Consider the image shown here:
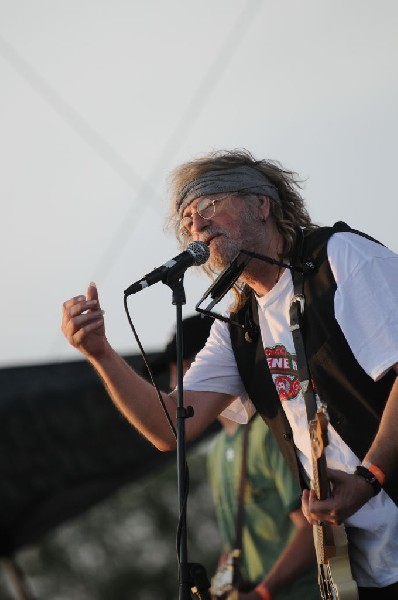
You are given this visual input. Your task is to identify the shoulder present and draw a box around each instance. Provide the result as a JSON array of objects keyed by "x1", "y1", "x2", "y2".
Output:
[
  {"x1": 303, "y1": 222, "x2": 392, "y2": 256},
  {"x1": 327, "y1": 229, "x2": 394, "y2": 257},
  {"x1": 302, "y1": 223, "x2": 397, "y2": 286},
  {"x1": 327, "y1": 230, "x2": 398, "y2": 285}
]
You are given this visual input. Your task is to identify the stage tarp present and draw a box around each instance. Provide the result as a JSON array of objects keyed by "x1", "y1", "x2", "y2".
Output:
[{"x1": 0, "y1": 356, "x2": 217, "y2": 554}]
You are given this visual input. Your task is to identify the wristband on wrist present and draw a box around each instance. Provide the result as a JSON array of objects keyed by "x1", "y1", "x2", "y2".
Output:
[
  {"x1": 254, "y1": 582, "x2": 271, "y2": 600},
  {"x1": 355, "y1": 465, "x2": 382, "y2": 495},
  {"x1": 361, "y1": 460, "x2": 386, "y2": 486}
]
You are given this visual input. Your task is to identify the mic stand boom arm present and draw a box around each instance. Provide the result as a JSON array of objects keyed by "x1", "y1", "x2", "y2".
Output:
[{"x1": 195, "y1": 252, "x2": 251, "y2": 327}]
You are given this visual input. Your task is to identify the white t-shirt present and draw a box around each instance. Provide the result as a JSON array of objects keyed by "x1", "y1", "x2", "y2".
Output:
[{"x1": 183, "y1": 232, "x2": 398, "y2": 587}]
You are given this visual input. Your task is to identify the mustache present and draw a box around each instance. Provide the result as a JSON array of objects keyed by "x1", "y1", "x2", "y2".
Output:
[{"x1": 197, "y1": 227, "x2": 228, "y2": 245}]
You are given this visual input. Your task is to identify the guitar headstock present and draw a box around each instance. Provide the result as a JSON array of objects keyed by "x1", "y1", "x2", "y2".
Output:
[{"x1": 310, "y1": 409, "x2": 329, "y2": 460}]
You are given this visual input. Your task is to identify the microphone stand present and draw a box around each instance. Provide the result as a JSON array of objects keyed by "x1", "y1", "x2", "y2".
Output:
[{"x1": 166, "y1": 273, "x2": 211, "y2": 600}]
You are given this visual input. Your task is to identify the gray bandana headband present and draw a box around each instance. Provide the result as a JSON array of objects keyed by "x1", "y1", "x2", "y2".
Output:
[{"x1": 177, "y1": 166, "x2": 280, "y2": 215}]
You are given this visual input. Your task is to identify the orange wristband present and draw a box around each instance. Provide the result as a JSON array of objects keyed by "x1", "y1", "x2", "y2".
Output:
[
  {"x1": 362, "y1": 461, "x2": 386, "y2": 486},
  {"x1": 254, "y1": 583, "x2": 271, "y2": 600}
]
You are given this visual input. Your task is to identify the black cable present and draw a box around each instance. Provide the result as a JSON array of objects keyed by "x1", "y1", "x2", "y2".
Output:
[
  {"x1": 123, "y1": 294, "x2": 177, "y2": 440},
  {"x1": 123, "y1": 295, "x2": 191, "y2": 571}
]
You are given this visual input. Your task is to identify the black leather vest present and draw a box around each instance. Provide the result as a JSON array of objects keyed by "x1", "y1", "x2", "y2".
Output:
[{"x1": 229, "y1": 223, "x2": 397, "y2": 503}]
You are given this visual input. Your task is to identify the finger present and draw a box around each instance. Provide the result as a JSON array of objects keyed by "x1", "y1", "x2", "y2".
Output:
[
  {"x1": 302, "y1": 489, "x2": 310, "y2": 502},
  {"x1": 307, "y1": 495, "x2": 340, "y2": 525},
  {"x1": 63, "y1": 295, "x2": 86, "y2": 313},
  {"x1": 68, "y1": 299, "x2": 99, "y2": 319},
  {"x1": 64, "y1": 309, "x2": 104, "y2": 343},
  {"x1": 309, "y1": 494, "x2": 334, "y2": 514},
  {"x1": 63, "y1": 286, "x2": 100, "y2": 318},
  {"x1": 304, "y1": 489, "x2": 321, "y2": 523},
  {"x1": 71, "y1": 310, "x2": 104, "y2": 329},
  {"x1": 86, "y1": 282, "x2": 105, "y2": 317},
  {"x1": 301, "y1": 489, "x2": 310, "y2": 515},
  {"x1": 87, "y1": 281, "x2": 98, "y2": 303},
  {"x1": 62, "y1": 296, "x2": 85, "y2": 332},
  {"x1": 308, "y1": 488, "x2": 320, "y2": 509},
  {"x1": 62, "y1": 300, "x2": 99, "y2": 337},
  {"x1": 71, "y1": 318, "x2": 104, "y2": 346}
]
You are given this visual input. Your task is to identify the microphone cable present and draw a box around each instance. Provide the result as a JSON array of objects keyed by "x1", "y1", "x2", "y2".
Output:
[
  {"x1": 123, "y1": 295, "x2": 192, "y2": 574},
  {"x1": 123, "y1": 294, "x2": 177, "y2": 440}
]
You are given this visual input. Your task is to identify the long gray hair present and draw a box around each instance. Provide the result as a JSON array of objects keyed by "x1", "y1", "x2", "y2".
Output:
[{"x1": 166, "y1": 148, "x2": 316, "y2": 310}]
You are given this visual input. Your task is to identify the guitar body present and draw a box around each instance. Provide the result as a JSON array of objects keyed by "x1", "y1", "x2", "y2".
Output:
[
  {"x1": 210, "y1": 550, "x2": 241, "y2": 598},
  {"x1": 310, "y1": 409, "x2": 358, "y2": 600},
  {"x1": 314, "y1": 522, "x2": 358, "y2": 599}
]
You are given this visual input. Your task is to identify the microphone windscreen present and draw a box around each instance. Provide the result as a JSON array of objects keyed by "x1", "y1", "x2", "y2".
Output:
[{"x1": 187, "y1": 241, "x2": 210, "y2": 266}]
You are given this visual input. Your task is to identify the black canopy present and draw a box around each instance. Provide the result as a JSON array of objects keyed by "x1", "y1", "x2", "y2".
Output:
[{"x1": 0, "y1": 356, "x2": 217, "y2": 555}]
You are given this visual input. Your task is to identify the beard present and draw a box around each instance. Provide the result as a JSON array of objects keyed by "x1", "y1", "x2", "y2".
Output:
[
  {"x1": 205, "y1": 209, "x2": 263, "y2": 272},
  {"x1": 207, "y1": 234, "x2": 241, "y2": 271}
]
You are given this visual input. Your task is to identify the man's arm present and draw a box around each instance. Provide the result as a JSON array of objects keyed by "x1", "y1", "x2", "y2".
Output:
[
  {"x1": 92, "y1": 344, "x2": 234, "y2": 450},
  {"x1": 364, "y1": 364, "x2": 398, "y2": 479},
  {"x1": 239, "y1": 508, "x2": 316, "y2": 600},
  {"x1": 62, "y1": 283, "x2": 233, "y2": 451},
  {"x1": 302, "y1": 363, "x2": 398, "y2": 525}
]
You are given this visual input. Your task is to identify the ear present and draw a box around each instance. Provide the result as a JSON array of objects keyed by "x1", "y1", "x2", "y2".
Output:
[{"x1": 257, "y1": 195, "x2": 270, "y2": 221}]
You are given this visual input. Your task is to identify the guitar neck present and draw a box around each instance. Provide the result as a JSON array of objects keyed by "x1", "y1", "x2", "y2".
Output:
[
  {"x1": 310, "y1": 411, "x2": 332, "y2": 563},
  {"x1": 309, "y1": 410, "x2": 358, "y2": 599},
  {"x1": 313, "y1": 453, "x2": 330, "y2": 501}
]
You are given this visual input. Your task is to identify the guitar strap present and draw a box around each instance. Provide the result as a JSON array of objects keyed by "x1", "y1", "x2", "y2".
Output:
[
  {"x1": 289, "y1": 232, "x2": 359, "y2": 600},
  {"x1": 289, "y1": 229, "x2": 318, "y2": 423}
]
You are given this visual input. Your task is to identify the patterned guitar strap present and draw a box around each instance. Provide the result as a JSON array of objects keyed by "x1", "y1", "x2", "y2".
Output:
[
  {"x1": 288, "y1": 230, "x2": 358, "y2": 600},
  {"x1": 289, "y1": 280, "x2": 317, "y2": 422}
]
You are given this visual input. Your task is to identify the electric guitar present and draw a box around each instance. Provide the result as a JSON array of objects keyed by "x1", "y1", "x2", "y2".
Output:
[
  {"x1": 210, "y1": 549, "x2": 242, "y2": 598},
  {"x1": 309, "y1": 407, "x2": 358, "y2": 600}
]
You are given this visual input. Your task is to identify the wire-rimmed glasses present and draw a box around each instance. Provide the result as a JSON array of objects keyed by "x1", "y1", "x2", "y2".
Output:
[{"x1": 179, "y1": 193, "x2": 236, "y2": 236}]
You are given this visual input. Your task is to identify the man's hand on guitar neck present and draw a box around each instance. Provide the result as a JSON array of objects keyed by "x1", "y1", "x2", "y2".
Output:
[{"x1": 301, "y1": 467, "x2": 375, "y2": 526}]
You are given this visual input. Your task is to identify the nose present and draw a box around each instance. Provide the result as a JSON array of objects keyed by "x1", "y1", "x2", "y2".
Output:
[{"x1": 191, "y1": 211, "x2": 209, "y2": 239}]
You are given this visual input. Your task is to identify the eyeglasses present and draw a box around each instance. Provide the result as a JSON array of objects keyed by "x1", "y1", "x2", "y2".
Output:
[{"x1": 179, "y1": 194, "x2": 235, "y2": 235}]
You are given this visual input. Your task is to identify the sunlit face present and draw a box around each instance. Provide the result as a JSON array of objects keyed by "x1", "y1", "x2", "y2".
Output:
[{"x1": 179, "y1": 193, "x2": 266, "y2": 271}]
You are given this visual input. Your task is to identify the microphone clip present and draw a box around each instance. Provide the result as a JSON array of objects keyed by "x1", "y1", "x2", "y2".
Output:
[{"x1": 195, "y1": 252, "x2": 251, "y2": 329}]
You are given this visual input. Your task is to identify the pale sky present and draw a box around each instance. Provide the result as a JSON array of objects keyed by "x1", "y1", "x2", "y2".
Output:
[{"x1": 1, "y1": 0, "x2": 397, "y2": 367}]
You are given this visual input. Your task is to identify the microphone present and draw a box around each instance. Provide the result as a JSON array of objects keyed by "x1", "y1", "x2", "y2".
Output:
[{"x1": 124, "y1": 241, "x2": 210, "y2": 296}]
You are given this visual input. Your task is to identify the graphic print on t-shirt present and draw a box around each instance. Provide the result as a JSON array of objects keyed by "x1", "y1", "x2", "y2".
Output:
[{"x1": 265, "y1": 344, "x2": 300, "y2": 401}]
